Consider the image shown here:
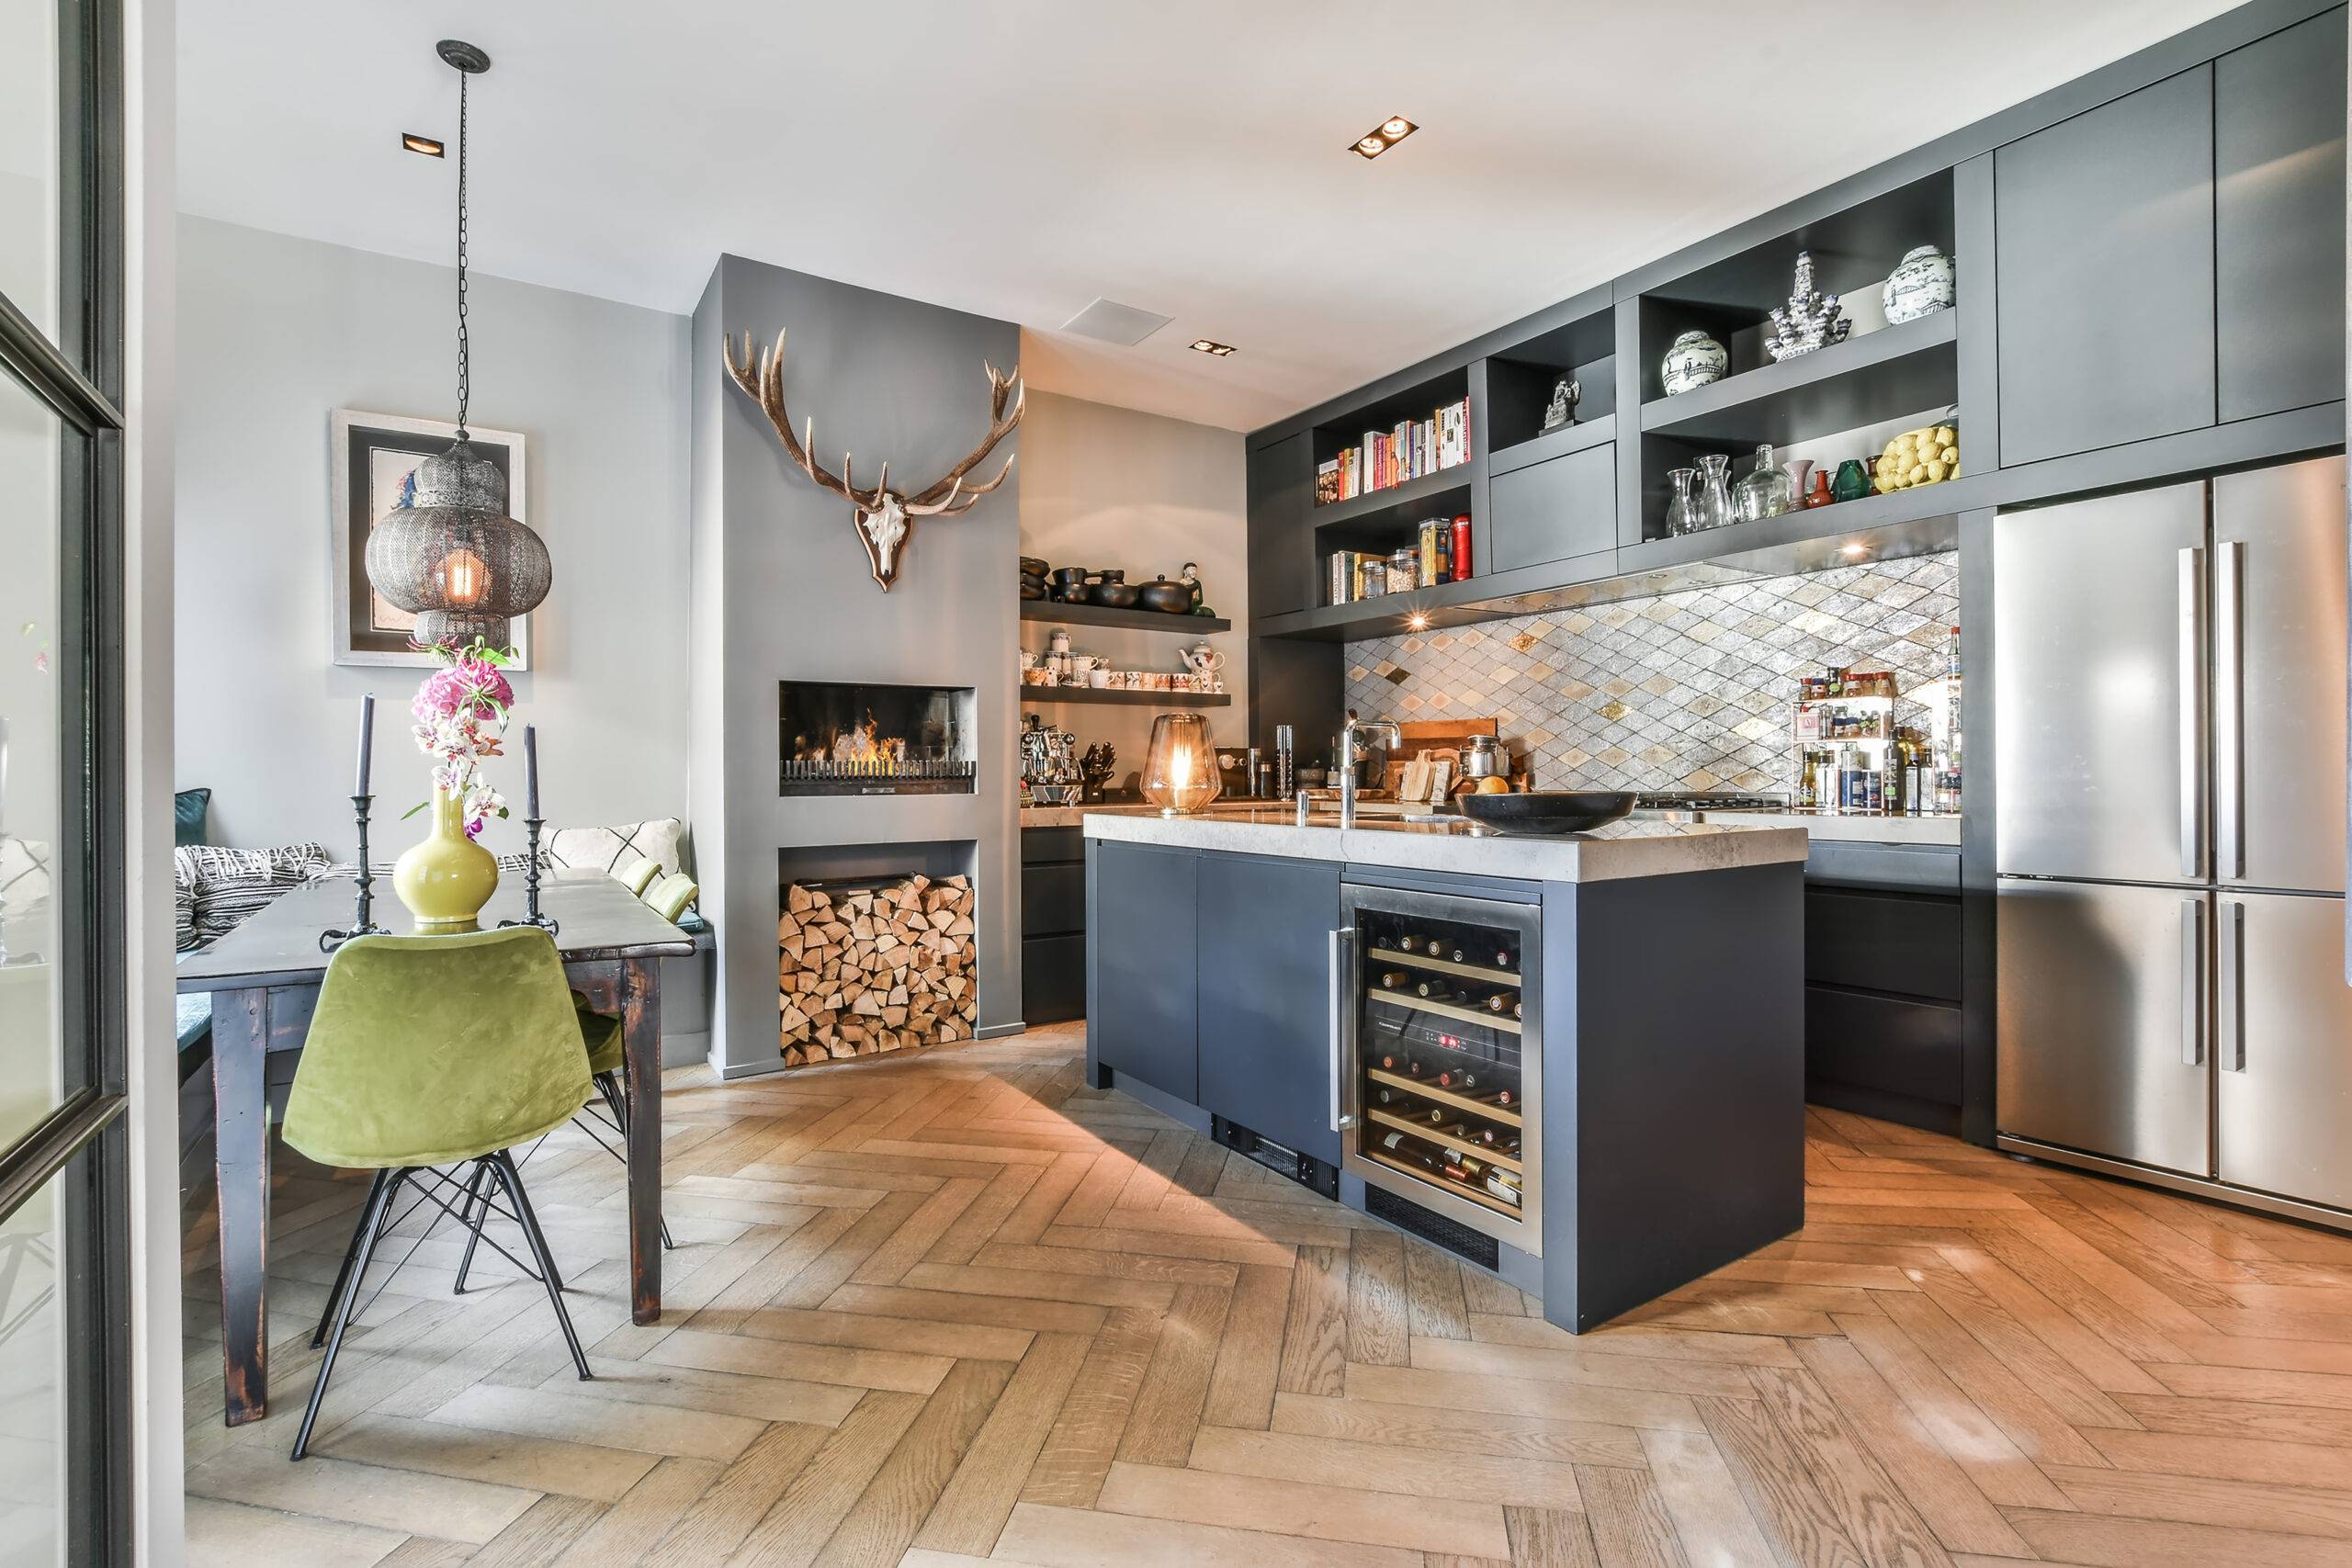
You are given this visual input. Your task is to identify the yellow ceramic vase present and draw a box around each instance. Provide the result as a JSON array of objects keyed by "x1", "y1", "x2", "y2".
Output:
[{"x1": 393, "y1": 784, "x2": 499, "y2": 931}]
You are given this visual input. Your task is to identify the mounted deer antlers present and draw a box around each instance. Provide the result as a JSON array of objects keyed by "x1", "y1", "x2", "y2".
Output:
[{"x1": 722, "y1": 327, "x2": 1023, "y2": 591}]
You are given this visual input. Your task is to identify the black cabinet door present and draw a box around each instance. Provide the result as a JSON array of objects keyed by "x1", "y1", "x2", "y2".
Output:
[
  {"x1": 1487, "y1": 443, "x2": 1616, "y2": 574},
  {"x1": 1089, "y1": 842, "x2": 1199, "y2": 1100},
  {"x1": 1196, "y1": 852, "x2": 1341, "y2": 1164},
  {"x1": 1247, "y1": 433, "x2": 1315, "y2": 616},
  {"x1": 2216, "y1": 9, "x2": 2347, "y2": 423},
  {"x1": 1996, "y1": 66, "x2": 2216, "y2": 466}
]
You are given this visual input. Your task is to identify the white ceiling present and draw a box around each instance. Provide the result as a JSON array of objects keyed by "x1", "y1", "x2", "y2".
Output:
[{"x1": 180, "y1": 0, "x2": 2240, "y2": 433}]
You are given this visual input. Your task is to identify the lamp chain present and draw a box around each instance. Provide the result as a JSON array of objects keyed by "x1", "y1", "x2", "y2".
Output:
[{"x1": 455, "y1": 64, "x2": 470, "y2": 440}]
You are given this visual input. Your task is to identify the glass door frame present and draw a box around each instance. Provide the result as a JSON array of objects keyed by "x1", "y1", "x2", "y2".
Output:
[
  {"x1": 1338, "y1": 880, "x2": 1545, "y2": 1253},
  {"x1": 0, "y1": 0, "x2": 134, "y2": 1560}
]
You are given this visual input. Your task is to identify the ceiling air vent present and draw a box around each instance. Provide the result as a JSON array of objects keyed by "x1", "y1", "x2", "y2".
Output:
[{"x1": 1058, "y1": 297, "x2": 1173, "y2": 346}]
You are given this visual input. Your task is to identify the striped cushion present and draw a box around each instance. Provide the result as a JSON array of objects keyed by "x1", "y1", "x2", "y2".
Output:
[{"x1": 174, "y1": 842, "x2": 332, "y2": 947}]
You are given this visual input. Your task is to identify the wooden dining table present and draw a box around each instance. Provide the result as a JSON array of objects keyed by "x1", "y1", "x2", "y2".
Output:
[{"x1": 176, "y1": 869, "x2": 695, "y2": 1427}]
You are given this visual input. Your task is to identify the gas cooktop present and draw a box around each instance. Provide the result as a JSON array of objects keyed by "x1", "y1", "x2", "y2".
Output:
[{"x1": 1633, "y1": 792, "x2": 1789, "y2": 812}]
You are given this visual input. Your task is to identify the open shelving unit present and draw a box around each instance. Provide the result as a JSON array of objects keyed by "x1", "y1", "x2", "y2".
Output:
[
  {"x1": 1019, "y1": 686, "x2": 1229, "y2": 709},
  {"x1": 1019, "y1": 601, "x2": 1231, "y2": 635}
]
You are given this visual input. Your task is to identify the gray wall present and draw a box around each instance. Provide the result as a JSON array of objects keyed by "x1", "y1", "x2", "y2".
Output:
[
  {"x1": 693, "y1": 254, "x2": 1021, "y2": 1076},
  {"x1": 1017, "y1": 389, "x2": 1249, "y2": 785},
  {"x1": 173, "y1": 216, "x2": 693, "y2": 862}
]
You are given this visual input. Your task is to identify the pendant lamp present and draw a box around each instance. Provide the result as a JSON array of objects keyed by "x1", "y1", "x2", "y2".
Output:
[{"x1": 365, "y1": 39, "x2": 550, "y2": 650}]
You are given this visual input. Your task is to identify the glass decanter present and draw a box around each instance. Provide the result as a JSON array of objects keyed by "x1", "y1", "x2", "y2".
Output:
[
  {"x1": 1663, "y1": 468, "x2": 1699, "y2": 536},
  {"x1": 1696, "y1": 452, "x2": 1735, "y2": 530},
  {"x1": 1733, "y1": 444, "x2": 1792, "y2": 522}
]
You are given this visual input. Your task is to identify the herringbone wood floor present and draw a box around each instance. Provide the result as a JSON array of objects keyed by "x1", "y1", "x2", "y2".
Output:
[{"x1": 181, "y1": 1021, "x2": 2352, "y2": 1567}]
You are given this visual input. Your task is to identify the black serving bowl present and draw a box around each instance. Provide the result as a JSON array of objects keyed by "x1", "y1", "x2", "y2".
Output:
[
  {"x1": 1092, "y1": 581, "x2": 1140, "y2": 609},
  {"x1": 1059, "y1": 583, "x2": 1094, "y2": 605},
  {"x1": 1456, "y1": 790, "x2": 1637, "y2": 835},
  {"x1": 1019, "y1": 556, "x2": 1048, "y2": 577}
]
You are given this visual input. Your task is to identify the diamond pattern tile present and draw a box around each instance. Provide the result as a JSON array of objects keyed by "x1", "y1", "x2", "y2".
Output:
[{"x1": 1344, "y1": 552, "x2": 1959, "y2": 793}]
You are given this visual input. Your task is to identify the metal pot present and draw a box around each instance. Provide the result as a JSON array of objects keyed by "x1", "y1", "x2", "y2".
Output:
[
  {"x1": 1138, "y1": 575, "x2": 1192, "y2": 614},
  {"x1": 1463, "y1": 735, "x2": 1506, "y2": 779},
  {"x1": 1092, "y1": 581, "x2": 1140, "y2": 609}
]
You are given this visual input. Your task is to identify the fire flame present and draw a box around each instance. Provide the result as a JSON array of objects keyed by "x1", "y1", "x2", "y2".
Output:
[{"x1": 820, "y1": 711, "x2": 905, "y2": 768}]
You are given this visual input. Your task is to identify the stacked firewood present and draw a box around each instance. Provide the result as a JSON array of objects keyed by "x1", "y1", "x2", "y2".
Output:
[{"x1": 776, "y1": 874, "x2": 977, "y2": 1066}]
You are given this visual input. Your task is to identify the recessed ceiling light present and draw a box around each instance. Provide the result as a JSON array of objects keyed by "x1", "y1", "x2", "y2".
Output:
[
  {"x1": 1351, "y1": 116, "x2": 1418, "y2": 158},
  {"x1": 401, "y1": 132, "x2": 445, "y2": 157},
  {"x1": 1190, "y1": 339, "x2": 1236, "y2": 357}
]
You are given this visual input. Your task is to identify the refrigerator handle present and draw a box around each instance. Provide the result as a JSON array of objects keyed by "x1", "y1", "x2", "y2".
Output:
[
  {"x1": 2213, "y1": 539, "x2": 2243, "y2": 881},
  {"x1": 2219, "y1": 899, "x2": 2245, "y2": 1073},
  {"x1": 2178, "y1": 547, "x2": 2206, "y2": 881},
  {"x1": 1329, "y1": 925, "x2": 1355, "y2": 1132},
  {"x1": 2180, "y1": 898, "x2": 2205, "y2": 1067}
]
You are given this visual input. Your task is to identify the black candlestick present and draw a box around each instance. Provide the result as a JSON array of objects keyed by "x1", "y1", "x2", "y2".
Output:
[
  {"x1": 495, "y1": 816, "x2": 558, "y2": 935},
  {"x1": 320, "y1": 794, "x2": 390, "y2": 951}
]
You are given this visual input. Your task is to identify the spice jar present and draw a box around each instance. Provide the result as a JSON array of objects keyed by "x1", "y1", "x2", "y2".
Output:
[{"x1": 1386, "y1": 547, "x2": 1419, "y2": 593}]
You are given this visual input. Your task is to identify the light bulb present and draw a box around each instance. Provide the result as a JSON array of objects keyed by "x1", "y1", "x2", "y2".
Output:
[
  {"x1": 441, "y1": 547, "x2": 488, "y2": 607},
  {"x1": 1383, "y1": 118, "x2": 1411, "y2": 137}
]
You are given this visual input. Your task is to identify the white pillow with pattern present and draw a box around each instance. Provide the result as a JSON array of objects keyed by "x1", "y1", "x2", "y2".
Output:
[{"x1": 542, "y1": 818, "x2": 684, "y2": 879}]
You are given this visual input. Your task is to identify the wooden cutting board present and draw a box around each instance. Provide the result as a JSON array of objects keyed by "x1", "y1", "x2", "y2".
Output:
[{"x1": 1381, "y1": 717, "x2": 1501, "y2": 799}]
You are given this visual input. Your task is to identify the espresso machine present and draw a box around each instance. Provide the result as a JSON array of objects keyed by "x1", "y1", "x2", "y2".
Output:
[{"x1": 1020, "y1": 713, "x2": 1082, "y2": 806}]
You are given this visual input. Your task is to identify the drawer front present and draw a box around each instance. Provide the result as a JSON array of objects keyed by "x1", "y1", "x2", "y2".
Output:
[
  {"x1": 1488, "y1": 443, "x2": 1615, "y2": 574},
  {"x1": 1023, "y1": 826, "x2": 1084, "y2": 864},
  {"x1": 1804, "y1": 887, "x2": 1962, "y2": 1002},
  {"x1": 1023, "y1": 863, "x2": 1085, "y2": 937},
  {"x1": 1023, "y1": 933, "x2": 1087, "y2": 1025},
  {"x1": 1805, "y1": 987, "x2": 1963, "y2": 1108},
  {"x1": 1804, "y1": 841, "x2": 1960, "y2": 894}
]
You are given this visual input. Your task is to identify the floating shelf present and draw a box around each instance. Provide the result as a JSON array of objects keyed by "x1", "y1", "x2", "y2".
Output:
[
  {"x1": 1018, "y1": 687, "x2": 1230, "y2": 709},
  {"x1": 1020, "y1": 601, "x2": 1231, "y2": 634},
  {"x1": 1487, "y1": 412, "x2": 1616, "y2": 477},
  {"x1": 1639, "y1": 310, "x2": 1959, "y2": 446},
  {"x1": 1311, "y1": 467, "x2": 1474, "y2": 531},
  {"x1": 1618, "y1": 475, "x2": 1973, "y2": 576}
]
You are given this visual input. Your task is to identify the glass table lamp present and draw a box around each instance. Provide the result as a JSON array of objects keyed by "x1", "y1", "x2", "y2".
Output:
[{"x1": 1142, "y1": 712, "x2": 1223, "y2": 815}]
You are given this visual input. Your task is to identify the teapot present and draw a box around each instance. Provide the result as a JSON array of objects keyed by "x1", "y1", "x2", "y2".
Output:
[{"x1": 1180, "y1": 642, "x2": 1226, "y2": 684}]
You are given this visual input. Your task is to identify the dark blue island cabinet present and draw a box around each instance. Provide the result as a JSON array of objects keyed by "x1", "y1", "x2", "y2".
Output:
[{"x1": 1085, "y1": 828, "x2": 1806, "y2": 1336}]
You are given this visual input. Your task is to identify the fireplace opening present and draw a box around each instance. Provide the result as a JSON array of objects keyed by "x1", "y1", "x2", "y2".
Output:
[{"x1": 779, "y1": 680, "x2": 977, "y2": 795}]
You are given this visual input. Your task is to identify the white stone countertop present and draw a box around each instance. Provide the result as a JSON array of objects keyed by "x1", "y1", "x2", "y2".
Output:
[{"x1": 1080, "y1": 806, "x2": 1808, "y2": 885}]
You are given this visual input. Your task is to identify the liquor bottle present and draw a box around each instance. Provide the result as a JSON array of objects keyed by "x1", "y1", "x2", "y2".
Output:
[
  {"x1": 1486, "y1": 989, "x2": 1519, "y2": 1015},
  {"x1": 1414, "y1": 977, "x2": 1448, "y2": 998},
  {"x1": 1378, "y1": 970, "x2": 1409, "y2": 990},
  {"x1": 1422, "y1": 1106, "x2": 1449, "y2": 1126},
  {"x1": 1513, "y1": 998, "x2": 1523, "y2": 1021},
  {"x1": 1377, "y1": 1050, "x2": 1416, "y2": 1077},
  {"x1": 1494, "y1": 945, "x2": 1516, "y2": 972},
  {"x1": 1434, "y1": 1067, "x2": 1478, "y2": 1091},
  {"x1": 1392, "y1": 932, "x2": 1422, "y2": 955},
  {"x1": 1371, "y1": 1085, "x2": 1412, "y2": 1109}
]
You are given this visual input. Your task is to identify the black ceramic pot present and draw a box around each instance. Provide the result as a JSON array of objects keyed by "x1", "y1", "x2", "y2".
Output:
[
  {"x1": 1051, "y1": 566, "x2": 1091, "y2": 589},
  {"x1": 1019, "y1": 556, "x2": 1047, "y2": 577},
  {"x1": 1138, "y1": 576, "x2": 1191, "y2": 614},
  {"x1": 1093, "y1": 582, "x2": 1140, "y2": 609}
]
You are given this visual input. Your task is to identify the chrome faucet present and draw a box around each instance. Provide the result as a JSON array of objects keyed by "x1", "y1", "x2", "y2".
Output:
[{"x1": 1339, "y1": 711, "x2": 1401, "y2": 827}]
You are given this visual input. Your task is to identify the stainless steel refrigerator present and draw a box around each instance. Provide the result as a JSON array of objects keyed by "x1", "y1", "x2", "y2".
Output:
[{"x1": 1996, "y1": 456, "x2": 2352, "y2": 1222}]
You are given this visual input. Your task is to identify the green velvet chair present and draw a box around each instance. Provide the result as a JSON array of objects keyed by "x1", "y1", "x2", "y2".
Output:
[
  {"x1": 283, "y1": 926, "x2": 594, "y2": 1461},
  {"x1": 642, "y1": 872, "x2": 698, "y2": 925}
]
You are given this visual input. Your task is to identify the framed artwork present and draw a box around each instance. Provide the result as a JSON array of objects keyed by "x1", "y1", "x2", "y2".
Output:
[{"x1": 329, "y1": 410, "x2": 533, "y2": 668}]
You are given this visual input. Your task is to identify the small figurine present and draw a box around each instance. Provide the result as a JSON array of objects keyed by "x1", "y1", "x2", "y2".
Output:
[
  {"x1": 1766, "y1": 251, "x2": 1850, "y2": 361},
  {"x1": 1540, "y1": 377, "x2": 1580, "y2": 433},
  {"x1": 1179, "y1": 560, "x2": 1215, "y2": 617}
]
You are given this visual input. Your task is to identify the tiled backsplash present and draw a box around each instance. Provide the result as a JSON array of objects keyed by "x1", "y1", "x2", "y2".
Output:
[{"x1": 1342, "y1": 552, "x2": 1959, "y2": 795}]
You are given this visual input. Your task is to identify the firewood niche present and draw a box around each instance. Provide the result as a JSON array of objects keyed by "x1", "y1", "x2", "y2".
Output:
[{"x1": 776, "y1": 874, "x2": 977, "y2": 1066}]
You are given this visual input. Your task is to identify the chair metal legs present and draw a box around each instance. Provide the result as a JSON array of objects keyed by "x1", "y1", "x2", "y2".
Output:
[
  {"x1": 451, "y1": 1160, "x2": 496, "y2": 1295},
  {"x1": 311, "y1": 1168, "x2": 392, "y2": 1348},
  {"x1": 488, "y1": 1149, "x2": 592, "y2": 1381},
  {"x1": 593, "y1": 1070, "x2": 673, "y2": 1250},
  {"x1": 292, "y1": 1168, "x2": 406, "y2": 1461}
]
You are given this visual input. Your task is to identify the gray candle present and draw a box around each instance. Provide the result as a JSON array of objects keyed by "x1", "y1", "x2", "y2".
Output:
[
  {"x1": 356, "y1": 693, "x2": 374, "y2": 796},
  {"x1": 525, "y1": 723, "x2": 539, "y2": 819}
]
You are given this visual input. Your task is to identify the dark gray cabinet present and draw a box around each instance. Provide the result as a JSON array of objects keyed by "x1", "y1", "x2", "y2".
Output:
[
  {"x1": 1246, "y1": 433, "x2": 1315, "y2": 616},
  {"x1": 2216, "y1": 9, "x2": 2347, "y2": 423},
  {"x1": 1088, "y1": 841, "x2": 1198, "y2": 1100},
  {"x1": 1996, "y1": 66, "x2": 2216, "y2": 467},
  {"x1": 1487, "y1": 443, "x2": 1615, "y2": 574},
  {"x1": 1022, "y1": 827, "x2": 1086, "y2": 1025},
  {"x1": 1196, "y1": 852, "x2": 1340, "y2": 1164}
]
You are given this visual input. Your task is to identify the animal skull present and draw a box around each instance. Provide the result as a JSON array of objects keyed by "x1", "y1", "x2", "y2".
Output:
[{"x1": 857, "y1": 494, "x2": 910, "y2": 583}]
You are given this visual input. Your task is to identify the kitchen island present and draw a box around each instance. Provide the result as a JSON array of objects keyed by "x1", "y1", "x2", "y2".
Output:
[{"x1": 1081, "y1": 807, "x2": 1809, "y2": 1332}]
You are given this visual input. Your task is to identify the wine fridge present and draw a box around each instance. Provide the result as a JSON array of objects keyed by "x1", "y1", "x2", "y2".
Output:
[{"x1": 1336, "y1": 882, "x2": 1543, "y2": 1253}]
